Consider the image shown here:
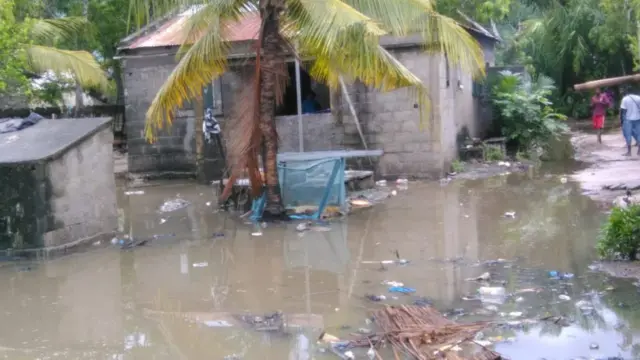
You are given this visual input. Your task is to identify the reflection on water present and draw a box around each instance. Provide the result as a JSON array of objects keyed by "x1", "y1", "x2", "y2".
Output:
[{"x1": 0, "y1": 172, "x2": 639, "y2": 359}]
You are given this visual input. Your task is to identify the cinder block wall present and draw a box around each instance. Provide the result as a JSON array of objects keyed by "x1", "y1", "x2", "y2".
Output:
[{"x1": 122, "y1": 52, "x2": 198, "y2": 176}]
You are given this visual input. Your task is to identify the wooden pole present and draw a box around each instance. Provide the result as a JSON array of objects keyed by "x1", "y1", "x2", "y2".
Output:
[{"x1": 574, "y1": 74, "x2": 640, "y2": 91}]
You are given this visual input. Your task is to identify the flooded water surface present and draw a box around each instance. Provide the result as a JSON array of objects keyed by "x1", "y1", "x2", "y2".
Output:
[{"x1": 1, "y1": 171, "x2": 639, "y2": 360}]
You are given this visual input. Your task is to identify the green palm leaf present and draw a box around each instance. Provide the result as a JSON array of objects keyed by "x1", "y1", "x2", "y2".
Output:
[
  {"x1": 144, "y1": 8, "x2": 236, "y2": 141},
  {"x1": 25, "y1": 45, "x2": 109, "y2": 92},
  {"x1": 30, "y1": 17, "x2": 90, "y2": 44}
]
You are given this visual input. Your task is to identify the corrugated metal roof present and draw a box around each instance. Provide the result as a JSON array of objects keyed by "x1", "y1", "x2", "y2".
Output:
[{"x1": 125, "y1": 10, "x2": 260, "y2": 50}]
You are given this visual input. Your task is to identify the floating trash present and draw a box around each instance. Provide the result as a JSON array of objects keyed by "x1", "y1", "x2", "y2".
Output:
[
  {"x1": 366, "y1": 294, "x2": 387, "y2": 302},
  {"x1": 559, "y1": 294, "x2": 571, "y2": 301},
  {"x1": 389, "y1": 286, "x2": 416, "y2": 294},
  {"x1": 193, "y1": 262, "x2": 208, "y2": 268},
  {"x1": 159, "y1": 198, "x2": 191, "y2": 213},
  {"x1": 124, "y1": 190, "x2": 145, "y2": 195},
  {"x1": 504, "y1": 211, "x2": 516, "y2": 218}
]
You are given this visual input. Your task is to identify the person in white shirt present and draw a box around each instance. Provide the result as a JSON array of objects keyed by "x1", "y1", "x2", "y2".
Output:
[{"x1": 619, "y1": 87, "x2": 640, "y2": 156}]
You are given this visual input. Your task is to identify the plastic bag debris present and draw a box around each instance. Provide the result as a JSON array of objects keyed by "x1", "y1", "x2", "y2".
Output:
[
  {"x1": 478, "y1": 287, "x2": 507, "y2": 305},
  {"x1": 159, "y1": 198, "x2": 191, "y2": 213},
  {"x1": 549, "y1": 271, "x2": 574, "y2": 280},
  {"x1": 376, "y1": 180, "x2": 387, "y2": 186},
  {"x1": 318, "y1": 332, "x2": 340, "y2": 343},
  {"x1": 251, "y1": 232, "x2": 263, "y2": 237},
  {"x1": 383, "y1": 281, "x2": 404, "y2": 287},
  {"x1": 204, "y1": 320, "x2": 233, "y2": 327},
  {"x1": 193, "y1": 262, "x2": 208, "y2": 268},
  {"x1": 504, "y1": 211, "x2": 516, "y2": 218},
  {"x1": 366, "y1": 294, "x2": 387, "y2": 302},
  {"x1": 467, "y1": 272, "x2": 491, "y2": 282},
  {"x1": 124, "y1": 190, "x2": 144, "y2": 195},
  {"x1": 508, "y1": 312, "x2": 523, "y2": 318},
  {"x1": 389, "y1": 286, "x2": 416, "y2": 294},
  {"x1": 349, "y1": 198, "x2": 372, "y2": 207},
  {"x1": 396, "y1": 178, "x2": 409, "y2": 184},
  {"x1": 559, "y1": 294, "x2": 571, "y2": 301}
]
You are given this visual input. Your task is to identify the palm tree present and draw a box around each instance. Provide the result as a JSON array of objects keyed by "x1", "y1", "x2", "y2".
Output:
[
  {"x1": 130, "y1": 0, "x2": 485, "y2": 219},
  {"x1": 2, "y1": 0, "x2": 109, "y2": 101}
]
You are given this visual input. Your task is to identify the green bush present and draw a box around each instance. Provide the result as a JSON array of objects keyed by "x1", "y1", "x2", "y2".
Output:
[
  {"x1": 484, "y1": 145, "x2": 505, "y2": 161},
  {"x1": 490, "y1": 71, "x2": 568, "y2": 153},
  {"x1": 451, "y1": 159, "x2": 465, "y2": 173},
  {"x1": 598, "y1": 205, "x2": 640, "y2": 260}
]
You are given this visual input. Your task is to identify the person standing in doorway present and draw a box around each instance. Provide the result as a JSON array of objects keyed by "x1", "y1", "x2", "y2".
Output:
[
  {"x1": 591, "y1": 88, "x2": 611, "y2": 143},
  {"x1": 619, "y1": 87, "x2": 640, "y2": 156}
]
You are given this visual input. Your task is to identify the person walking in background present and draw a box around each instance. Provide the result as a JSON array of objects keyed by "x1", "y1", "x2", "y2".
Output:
[
  {"x1": 591, "y1": 88, "x2": 611, "y2": 143},
  {"x1": 619, "y1": 87, "x2": 640, "y2": 156}
]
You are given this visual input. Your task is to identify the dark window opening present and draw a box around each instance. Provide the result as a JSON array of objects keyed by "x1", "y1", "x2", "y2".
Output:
[{"x1": 276, "y1": 61, "x2": 330, "y2": 116}]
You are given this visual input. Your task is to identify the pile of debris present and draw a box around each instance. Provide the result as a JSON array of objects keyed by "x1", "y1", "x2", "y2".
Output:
[{"x1": 346, "y1": 305, "x2": 503, "y2": 360}]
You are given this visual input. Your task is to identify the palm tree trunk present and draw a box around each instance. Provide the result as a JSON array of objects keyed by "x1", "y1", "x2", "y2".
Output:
[{"x1": 258, "y1": 2, "x2": 287, "y2": 219}]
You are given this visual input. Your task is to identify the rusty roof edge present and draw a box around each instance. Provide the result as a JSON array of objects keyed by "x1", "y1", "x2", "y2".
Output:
[
  {"x1": 117, "y1": 9, "x2": 183, "y2": 52},
  {"x1": 456, "y1": 10, "x2": 500, "y2": 42}
]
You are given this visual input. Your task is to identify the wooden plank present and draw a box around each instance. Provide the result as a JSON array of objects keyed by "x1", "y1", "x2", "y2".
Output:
[{"x1": 574, "y1": 74, "x2": 640, "y2": 91}]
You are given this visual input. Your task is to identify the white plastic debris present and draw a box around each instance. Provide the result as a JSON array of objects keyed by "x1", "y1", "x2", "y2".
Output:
[
  {"x1": 478, "y1": 287, "x2": 507, "y2": 305},
  {"x1": 396, "y1": 178, "x2": 409, "y2": 184},
  {"x1": 391, "y1": 190, "x2": 398, "y2": 196},
  {"x1": 160, "y1": 218, "x2": 167, "y2": 224},
  {"x1": 251, "y1": 232, "x2": 263, "y2": 237},
  {"x1": 508, "y1": 312, "x2": 523, "y2": 318},
  {"x1": 367, "y1": 347, "x2": 376, "y2": 360},
  {"x1": 560, "y1": 176, "x2": 568, "y2": 184},
  {"x1": 344, "y1": 351, "x2": 355, "y2": 360},
  {"x1": 193, "y1": 262, "x2": 208, "y2": 268},
  {"x1": 559, "y1": 294, "x2": 571, "y2": 301},
  {"x1": 206, "y1": 201, "x2": 212, "y2": 206},
  {"x1": 124, "y1": 190, "x2": 145, "y2": 195},
  {"x1": 159, "y1": 198, "x2": 191, "y2": 213},
  {"x1": 296, "y1": 222, "x2": 310, "y2": 232},
  {"x1": 376, "y1": 180, "x2": 387, "y2": 186},
  {"x1": 504, "y1": 211, "x2": 516, "y2": 218},
  {"x1": 383, "y1": 281, "x2": 404, "y2": 287}
]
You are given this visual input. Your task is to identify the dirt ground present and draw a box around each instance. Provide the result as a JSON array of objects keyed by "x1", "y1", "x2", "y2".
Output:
[{"x1": 571, "y1": 125, "x2": 640, "y2": 205}]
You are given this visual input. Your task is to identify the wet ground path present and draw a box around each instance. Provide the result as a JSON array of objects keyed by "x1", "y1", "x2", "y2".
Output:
[{"x1": 0, "y1": 166, "x2": 639, "y2": 359}]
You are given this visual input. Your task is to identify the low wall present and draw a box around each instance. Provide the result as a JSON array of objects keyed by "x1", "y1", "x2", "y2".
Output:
[{"x1": 0, "y1": 119, "x2": 117, "y2": 254}]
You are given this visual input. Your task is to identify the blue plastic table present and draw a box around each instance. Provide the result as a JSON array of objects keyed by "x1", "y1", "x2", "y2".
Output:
[{"x1": 251, "y1": 150, "x2": 383, "y2": 220}]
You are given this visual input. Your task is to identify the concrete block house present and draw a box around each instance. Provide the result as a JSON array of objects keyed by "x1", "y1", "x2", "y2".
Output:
[{"x1": 117, "y1": 10, "x2": 499, "y2": 181}]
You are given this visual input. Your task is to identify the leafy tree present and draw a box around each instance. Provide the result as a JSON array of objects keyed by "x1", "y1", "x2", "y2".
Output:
[
  {"x1": 490, "y1": 71, "x2": 567, "y2": 153},
  {"x1": 0, "y1": 0, "x2": 30, "y2": 95},
  {"x1": 129, "y1": 0, "x2": 486, "y2": 218}
]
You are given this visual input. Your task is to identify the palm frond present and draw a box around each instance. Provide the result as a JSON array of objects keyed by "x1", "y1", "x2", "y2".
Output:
[
  {"x1": 25, "y1": 45, "x2": 109, "y2": 91},
  {"x1": 30, "y1": 17, "x2": 90, "y2": 44},
  {"x1": 342, "y1": 0, "x2": 484, "y2": 78},
  {"x1": 177, "y1": 0, "x2": 248, "y2": 57},
  {"x1": 284, "y1": 0, "x2": 432, "y2": 124},
  {"x1": 144, "y1": 19, "x2": 230, "y2": 141}
]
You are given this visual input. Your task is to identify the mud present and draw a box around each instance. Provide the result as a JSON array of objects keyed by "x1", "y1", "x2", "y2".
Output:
[{"x1": 571, "y1": 129, "x2": 640, "y2": 204}]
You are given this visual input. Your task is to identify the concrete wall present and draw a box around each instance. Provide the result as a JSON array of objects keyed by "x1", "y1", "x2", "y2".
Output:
[
  {"x1": 275, "y1": 113, "x2": 344, "y2": 152},
  {"x1": 0, "y1": 126, "x2": 117, "y2": 251},
  {"x1": 44, "y1": 126, "x2": 118, "y2": 248}
]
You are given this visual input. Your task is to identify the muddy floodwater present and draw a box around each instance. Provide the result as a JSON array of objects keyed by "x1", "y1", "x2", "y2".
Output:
[{"x1": 2, "y1": 167, "x2": 640, "y2": 360}]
